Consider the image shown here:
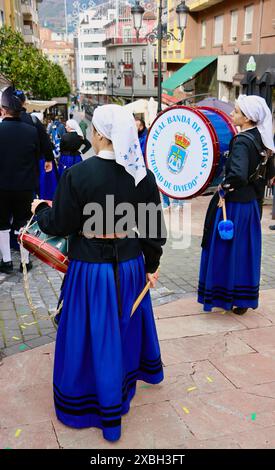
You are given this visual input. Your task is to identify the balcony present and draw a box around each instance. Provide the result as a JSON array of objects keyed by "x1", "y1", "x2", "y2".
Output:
[
  {"x1": 21, "y1": 1, "x2": 39, "y2": 23},
  {"x1": 102, "y1": 37, "x2": 147, "y2": 47},
  {"x1": 186, "y1": 0, "x2": 224, "y2": 11}
]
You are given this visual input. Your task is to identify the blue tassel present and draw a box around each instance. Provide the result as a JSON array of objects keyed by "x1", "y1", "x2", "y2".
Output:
[
  {"x1": 218, "y1": 198, "x2": 234, "y2": 240},
  {"x1": 218, "y1": 220, "x2": 234, "y2": 240}
]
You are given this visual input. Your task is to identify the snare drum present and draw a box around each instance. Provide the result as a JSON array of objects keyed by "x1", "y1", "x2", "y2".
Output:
[
  {"x1": 19, "y1": 220, "x2": 69, "y2": 274},
  {"x1": 145, "y1": 105, "x2": 236, "y2": 199}
]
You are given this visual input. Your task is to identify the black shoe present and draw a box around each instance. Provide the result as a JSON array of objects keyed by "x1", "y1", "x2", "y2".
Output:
[
  {"x1": 0, "y1": 260, "x2": 13, "y2": 274},
  {"x1": 19, "y1": 261, "x2": 33, "y2": 273},
  {"x1": 232, "y1": 307, "x2": 248, "y2": 315},
  {"x1": 269, "y1": 225, "x2": 275, "y2": 230}
]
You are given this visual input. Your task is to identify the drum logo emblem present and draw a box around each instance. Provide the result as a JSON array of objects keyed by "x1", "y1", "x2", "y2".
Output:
[{"x1": 167, "y1": 133, "x2": 191, "y2": 175}]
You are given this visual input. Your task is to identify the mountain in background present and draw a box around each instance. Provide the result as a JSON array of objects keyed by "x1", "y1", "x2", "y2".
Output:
[{"x1": 38, "y1": 0, "x2": 101, "y2": 33}]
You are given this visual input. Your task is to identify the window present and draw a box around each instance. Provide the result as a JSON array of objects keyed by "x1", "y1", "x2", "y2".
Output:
[
  {"x1": 142, "y1": 74, "x2": 146, "y2": 86},
  {"x1": 0, "y1": 10, "x2": 4, "y2": 27},
  {"x1": 154, "y1": 75, "x2": 163, "y2": 87},
  {"x1": 124, "y1": 75, "x2": 133, "y2": 87},
  {"x1": 124, "y1": 50, "x2": 132, "y2": 64},
  {"x1": 230, "y1": 10, "x2": 238, "y2": 43},
  {"x1": 244, "y1": 5, "x2": 254, "y2": 41},
  {"x1": 142, "y1": 49, "x2": 146, "y2": 61},
  {"x1": 123, "y1": 27, "x2": 132, "y2": 43},
  {"x1": 201, "y1": 20, "x2": 206, "y2": 47},
  {"x1": 214, "y1": 15, "x2": 224, "y2": 45}
]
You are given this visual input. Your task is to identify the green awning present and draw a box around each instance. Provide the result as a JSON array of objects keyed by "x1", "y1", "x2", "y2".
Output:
[{"x1": 162, "y1": 56, "x2": 217, "y2": 92}]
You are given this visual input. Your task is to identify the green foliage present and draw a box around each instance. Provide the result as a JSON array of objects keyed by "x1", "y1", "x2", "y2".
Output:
[{"x1": 0, "y1": 26, "x2": 70, "y2": 99}]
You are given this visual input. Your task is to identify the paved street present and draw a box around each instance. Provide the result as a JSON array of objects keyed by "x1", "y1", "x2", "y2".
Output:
[
  {"x1": 1, "y1": 196, "x2": 275, "y2": 358},
  {"x1": 1, "y1": 187, "x2": 275, "y2": 449}
]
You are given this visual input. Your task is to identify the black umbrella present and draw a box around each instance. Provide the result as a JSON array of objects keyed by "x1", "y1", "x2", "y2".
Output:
[
  {"x1": 257, "y1": 68, "x2": 275, "y2": 111},
  {"x1": 241, "y1": 71, "x2": 258, "y2": 95}
]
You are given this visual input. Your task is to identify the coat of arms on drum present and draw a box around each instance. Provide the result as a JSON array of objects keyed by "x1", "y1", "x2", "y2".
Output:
[{"x1": 167, "y1": 133, "x2": 191, "y2": 175}]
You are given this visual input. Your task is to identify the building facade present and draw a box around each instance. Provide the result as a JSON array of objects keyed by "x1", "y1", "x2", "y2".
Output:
[
  {"x1": 185, "y1": 0, "x2": 275, "y2": 101},
  {"x1": 103, "y1": 5, "x2": 158, "y2": 103},
  {"x1": 77, "y1": 6, "x2": 114, "y2": 101},
  {"x1": 21, "y1": 0, "x2": 42, "y2": 47},
  {"x1": 2, "y1": 0, "x2": 23, "y2": 32},
  {"x1": 40, "y1": 27, "x2": 76, "y2": 92}
]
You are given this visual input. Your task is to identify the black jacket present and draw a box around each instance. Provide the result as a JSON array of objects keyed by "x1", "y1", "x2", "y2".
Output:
[
  {"x1": 36, "y1": 156, "x2": 166, "y2": 273},
  {"x1": 222, "y1": 127, "x2": 266, "y2": 202},
  {"x1": 0, "y1": 117, "x2": 40, "y2": 191},
  {"x1": 60, "y1": 131, "x2": 92, "y2": 156},
  {"x1": 20, "y1": 109, "x2": 54, "y2": 162}
]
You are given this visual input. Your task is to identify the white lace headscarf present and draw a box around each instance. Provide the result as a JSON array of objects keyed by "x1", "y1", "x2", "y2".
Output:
[
  {"x1": 92, "y1": 104, "x2": 146, "y2": 186},
  {"x1": 237, "y1": 95, "x2": 275, "y2": 152}
]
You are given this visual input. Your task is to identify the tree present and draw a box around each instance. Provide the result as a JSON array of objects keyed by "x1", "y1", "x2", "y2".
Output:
[{"x1": 0, "y1": 27, "x2": 70, "y2": 99}]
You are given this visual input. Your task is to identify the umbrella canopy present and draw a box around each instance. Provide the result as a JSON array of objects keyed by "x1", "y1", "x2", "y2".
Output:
[
  {"x1": 25, "y1": 100, "x2": 57, "y2": 113},
  {"x1": 196, "y1": 97, "x2": 234, "y2": 116}
]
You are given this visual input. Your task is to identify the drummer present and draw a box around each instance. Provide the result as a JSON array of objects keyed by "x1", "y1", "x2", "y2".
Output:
[
  {"x1": 198, "y1": 95, "x2": 275, "y2": 315},
  {"x1": 0, "y1": 87, "x2": 40, "y2": 273},
  {"x1": 31, "y1": 104, "x2": 166, "y2": 442},
  {"x1": 58, "y1": 119, "x2": 91, "y2": 176}
]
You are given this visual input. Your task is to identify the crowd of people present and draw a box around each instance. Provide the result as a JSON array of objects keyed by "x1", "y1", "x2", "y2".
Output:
[
  {"x1": 1, "y1": 86, "x2": 275, "y2": 442},
  {"x1": 0, "y1": 86, "x2": 92, "y2": 274}
]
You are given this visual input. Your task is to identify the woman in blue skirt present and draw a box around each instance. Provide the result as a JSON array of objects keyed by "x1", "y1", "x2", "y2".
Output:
[
  {"x1": 198, "y1": 95, "x2": 275, "y2": 315},
  {"x1": 58, "y1": 119, "x2": 91, "y2": 176},
  {"x1": 31, "y1": 105, "x2": 166, "y2": 442}
]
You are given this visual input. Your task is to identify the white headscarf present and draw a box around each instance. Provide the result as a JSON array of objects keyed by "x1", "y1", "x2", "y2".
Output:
[
  {"x1": 66, "y1": 119, "x2": 84, "y2": 138},
  {"x1": 236, "y1": 95, "x2": 275, "y2": 152},
  {"x1": 92, "y1": 104, "x2": 146, "y2": 186}
]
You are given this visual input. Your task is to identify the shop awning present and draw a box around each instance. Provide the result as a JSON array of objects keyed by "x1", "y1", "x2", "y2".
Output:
[
  {"x1": 162, "y1": 56, "x2": 217, "y2": 93},
  {"x1": 161, "y1": 93, "x2": 183, "y2": 105}
]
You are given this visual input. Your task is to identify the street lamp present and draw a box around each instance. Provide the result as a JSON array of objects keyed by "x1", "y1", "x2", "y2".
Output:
[
  {"x1": 131, "y1": 0, "x2": 145, "y2": 40},
  {"x1": 131, "y1": 0, "x2": 189, "y2": 113},
  {"x1": 140, "y1": 59, "x2": 146, "y2": 76}
]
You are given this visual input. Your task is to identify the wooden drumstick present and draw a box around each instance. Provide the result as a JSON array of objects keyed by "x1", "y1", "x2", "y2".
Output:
[{"x1": 131, "y1": 268, "x2": 160, "y2": 317}]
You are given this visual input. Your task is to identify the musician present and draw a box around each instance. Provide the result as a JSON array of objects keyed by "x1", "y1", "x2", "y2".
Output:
[
  {"x1": 0, "y1": 87, "x2": 40, "y2": 273},
  {"x1": 31, "y1": 104, "x2": 166, "y2": 442},
  {"x1": 58, "y1": 119, "x2": 92, "y2": 176},
  {"x1": 198, "y1": 95, "x2": 275, "y2": 315}
]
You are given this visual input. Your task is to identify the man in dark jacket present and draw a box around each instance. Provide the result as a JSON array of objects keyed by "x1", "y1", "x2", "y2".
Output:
[
  {"x1": 0, "y1": 87, "x2": 40, "y2": 273},
  {"x1": 14, "y1": 90, "x2": 54, "y2": 173}
]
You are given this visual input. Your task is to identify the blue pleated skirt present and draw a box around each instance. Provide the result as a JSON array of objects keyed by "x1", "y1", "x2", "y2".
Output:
[
  {"x1": 53, "y1": 255, "x2": 164, "y2": 442},
  {"x1": 39, "y1": 159, "x2": 59, "y2": 200},
  {"x1": 198, "y1": 200, "x2": 261, "y2": 312},
  {"x1": 58, "y1": 154, "x2": 82, "y2": 177}
]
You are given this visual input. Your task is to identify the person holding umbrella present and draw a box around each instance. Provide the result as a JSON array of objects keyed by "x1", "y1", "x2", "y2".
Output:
[{"x1": 198, "y1": 95, "x2": 275, "y2": 315}]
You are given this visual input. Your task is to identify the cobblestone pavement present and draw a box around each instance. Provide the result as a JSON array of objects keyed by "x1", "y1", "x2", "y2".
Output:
[{"x1": 1, "y1": 197, "x2": 275, "y2": 358}]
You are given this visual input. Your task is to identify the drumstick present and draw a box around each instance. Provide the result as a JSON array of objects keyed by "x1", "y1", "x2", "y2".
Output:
[{"x1": 130, "y1": 268, "x2": 160, "y2": 317}]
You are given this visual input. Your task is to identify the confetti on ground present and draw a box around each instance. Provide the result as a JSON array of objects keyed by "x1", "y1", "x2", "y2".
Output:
[
  {"x1": 15, "y1": 429, "x2": 22, "y2": 438},
  {"x1": 20, "y1": 325, "x2": 26, "y2": 330},
  {"x1": 206, "y1": 376, "x2": 213, "y2": 383},
  {"x1": 12, "y1": 337, "x2": 20, "y2": 341},
  {"x1": 187, "y1": 386, "x2": 197, "y2": 392},
  {"x1": 182, "y1": 407, "x2": 190, "y2": 414},
  {"x1": 251, "y1": 413, "x2": 257, "y2": 421},
  {"x1": 140, "y1": 385, "x2": 152, "y2": 389},
  {"x1": 24, "y1": 322, "x2": 37, "y2": 326},
  {"x1": 20, "y1": 315, "x2": 29, "y2": 319},
  {"x1": 19, "y1": 345, "x2": 28, "y2": 352}
]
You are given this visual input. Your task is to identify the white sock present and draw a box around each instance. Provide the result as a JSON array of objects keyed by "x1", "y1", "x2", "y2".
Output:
[
  {"x1": 20, "y1": 246, "x2": 30, "y2": 264},
  {"x1": 0, "y1": 230, "x2": 12, "y2": 262}
]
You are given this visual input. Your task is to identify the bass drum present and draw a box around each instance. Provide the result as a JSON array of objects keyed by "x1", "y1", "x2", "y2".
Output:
[{"x1": 145, "y1": 105, "x2": 236, "y2": 199}]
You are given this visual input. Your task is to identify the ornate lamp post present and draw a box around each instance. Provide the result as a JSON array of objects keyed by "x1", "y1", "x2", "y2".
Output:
[{"x1": 131, "y1": 0, "x2": 189, "y2": 113}]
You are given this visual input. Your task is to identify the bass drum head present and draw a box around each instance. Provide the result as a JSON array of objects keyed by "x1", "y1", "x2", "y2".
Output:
[{"x1": 145, "y1": 106, "x2": 220, "y2": 199}]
